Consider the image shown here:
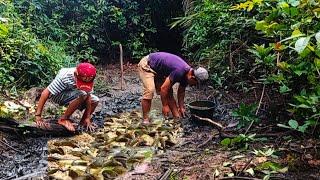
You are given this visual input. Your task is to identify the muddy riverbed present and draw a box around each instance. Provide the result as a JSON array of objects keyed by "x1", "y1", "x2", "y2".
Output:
[{"x1": 0, "y1": 64, "x2": 219, "y2": 179}]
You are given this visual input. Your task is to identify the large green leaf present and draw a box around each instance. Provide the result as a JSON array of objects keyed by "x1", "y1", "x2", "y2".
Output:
[
  {"x1": 288, "y1": 119, "x2": 298, "y2": 129},
  {"x1": 0, "y1": 23, "x2": 8, "y2": 38}
]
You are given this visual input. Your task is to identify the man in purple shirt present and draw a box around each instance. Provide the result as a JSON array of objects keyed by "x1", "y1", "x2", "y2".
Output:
[{"x1": 138, "y1": 52, "x2": 209, "y2": 124}]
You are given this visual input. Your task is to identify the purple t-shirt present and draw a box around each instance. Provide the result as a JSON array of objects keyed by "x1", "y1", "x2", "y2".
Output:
[{"x1": 148, "y1": 52, "x2": 191, "y2": 86}]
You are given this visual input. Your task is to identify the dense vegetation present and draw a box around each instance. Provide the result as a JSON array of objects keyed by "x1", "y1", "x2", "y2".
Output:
[
  {"x1": 173, "y1": 0, "x2": 320, "y2": 136},
  {"x1": 0, "y1": 0, "x2": 182, "y2": 88},
  {"x1": 1, "y1": 0, "x2": 319, "y2": 136}
]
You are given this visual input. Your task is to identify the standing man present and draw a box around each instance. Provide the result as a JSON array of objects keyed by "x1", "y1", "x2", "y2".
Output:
[
  {"x1": 138, "y1": 52, "x2": 208, "y2": 124},
  {"x1": 35, "y1": 62, "x2": 99, "y2": 132}
]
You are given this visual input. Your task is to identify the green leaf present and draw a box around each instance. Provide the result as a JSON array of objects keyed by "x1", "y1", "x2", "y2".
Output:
[
  {"x1": 290, "y1": 7, "x2": 299, "y2": 16},
  {"x1": 293, "y1": 69, "x2": 305, "y2": 76},
  {"x1": 297, "y1": 104, "x2": 311, "y2": 108},
  {"x1": 292, "y1": 29, "x2": 302, "y2": 36},
  {"x1": 280, "y1": 84, "x2": 291, "y2": 93},
  {"x1": 278, "y1": 2, "x2": 289, "y2": 8},
  {"x1": 295, "y1": 37, "x2": 310, "y2": 54},
  {"x1": 300, "y1": 47, "x2": 311, "y2": 57},
  {"x1": 314, "y1": 58, "x2": 320, "y2": 68},
  {"x1": 298, "y1": 124, "x2": 308, "y2": 133},
  {"x1": 288, "y1": 119, "x2": 299, "y2": 129},
  {"x1": 0, "y1": 23, "x2": 8, "y2": 38},
  {"x1": 221, "y1": 138, "x2": 231, "y2": 146},
  {"x1": 257, "y1": 161, "x2": 282, "y2": 171},
  {"x1": 255, "y1": 21, "x2": 268, "y2": 31}
]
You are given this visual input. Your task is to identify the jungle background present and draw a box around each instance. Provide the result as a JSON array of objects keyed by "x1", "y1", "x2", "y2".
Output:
[{"x1": 1, "y1": 0, "x2": 320, "y2": 179}]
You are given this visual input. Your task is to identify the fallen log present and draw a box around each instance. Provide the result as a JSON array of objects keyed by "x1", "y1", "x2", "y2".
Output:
[{"x1": 0, "y1": 117, "x2": 75, "y2": 137}]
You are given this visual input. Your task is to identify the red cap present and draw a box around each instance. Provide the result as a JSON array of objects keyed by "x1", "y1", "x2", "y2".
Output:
[{"x1": 76, "y1": 63, "x2": 96, "y2": 92}]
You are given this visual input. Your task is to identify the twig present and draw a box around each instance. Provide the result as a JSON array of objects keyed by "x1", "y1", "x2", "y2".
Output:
[
  {"x1": 221, "y1": 131, "x2": 289, "y2": 139},
  {"x1": 193, "y1": 115, "x2": 224, "y2": 130},
  {"x1": 255, "y1": 84, "x2": 265, "y2": 115},
  {"x1": 230, "y1": 40, "x2": 249, "y2": 55},
  {"x1": 197, "y1": 135, "x2": 214, "y2": 148},
  {"x1": 159, "y1": 168, "x2": 173, "y2": 180},
  {"x1": 173, "y1": 140, "x2": 192, "y2": 149},
  {"x1": 238, "y1": 157, "x2": 254, "y2": 176},
  {"x1": 219, "y1": 177, "x2": 260, "y2": 180},
  {"x1": 312, "y1": 117, "x2": 319, "y2": 135},
  {"x1": 0, "y1": 139, "x2": 23, "y2": 153},
  {"x1": 222, "y1": 92, "x2": 238, "y2": 103},
  {"x1": 119, "y1": 44, "x2": 124, "y2": 90},
  {"x1": 13, "y1": 168, "x2": 46, "y2": 180},
  {"x1": 276, "y1": 51, "x2": 280, "y2": 66},
  {"x1": 245, "y1": 84, "x2": 265, "y2": 135},
  {"x1": 229, "y1": 44, "x2": 234, "y2": 72},
  {"x1": 316, "y1": 65, "x2": 320, "y2": 78}
]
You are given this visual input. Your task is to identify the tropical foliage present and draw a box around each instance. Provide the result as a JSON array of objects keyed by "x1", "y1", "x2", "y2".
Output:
[
  {"x1": 0, "y1": 0, "x2": 69, "y2": 88},
  {"x1": 173, "y1": 0, "x2": 320, "y2": 135},
  {"x1": 0, "y1": 0, "x2": 183, "y2": 89},
  {"x1": 232, "y1": 0, "x2": 320, "y2": 135}
]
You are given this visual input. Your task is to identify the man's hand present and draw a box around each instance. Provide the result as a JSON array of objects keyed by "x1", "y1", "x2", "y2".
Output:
[
  {"x1": 179, "y1": 106, "x2": 186, "y2": 118},
  {"x1": 80, "y1": 118, "x2": 97, "y2": 132},
  {"x1": 162, "y1": 105, "x2": 170, "y2": 119},
  {"x1": 35, "y1": 116, "x2": 50, "y2": 129}
]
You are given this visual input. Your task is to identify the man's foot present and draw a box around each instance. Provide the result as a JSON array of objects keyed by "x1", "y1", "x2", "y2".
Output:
[
  {"x1": 142, "y1": 119, "x2": 150, "y2": 125},
  {"x1": 58, "y1": 119, "x2": 75, "y2": 132}
]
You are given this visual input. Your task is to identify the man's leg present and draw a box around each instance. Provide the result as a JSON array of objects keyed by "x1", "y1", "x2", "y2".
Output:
[
  {"x1": 51, "y1": 90, "x2": 88, "y2": 131},
  {"x1": 59, "y1": 94, "x2": 87, "y2": 131},
  {"x1": 80, "y1": 95, "x2": 99, "y2": 123},
  {"x1": 62, "y1": 94, "x2": 87, "y2": 119},
  {"x1": 142, "y1": 99, "x2": 152, "y2": 121},
  {"x1": 138, "y1": 56, "x2": 155, "y2": 123}
]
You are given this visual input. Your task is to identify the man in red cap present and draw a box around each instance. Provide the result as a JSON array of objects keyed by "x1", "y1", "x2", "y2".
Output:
[{"x1": 34, "y1": 62, "x2": 99, "y2": 132}]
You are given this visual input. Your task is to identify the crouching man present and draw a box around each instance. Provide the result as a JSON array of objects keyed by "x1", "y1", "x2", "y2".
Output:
[
  {"x1": 35, "y1": 62, "x2": 99, "y2": 132},
  {"x1": 138, "y1": 52, "x2": 208, "y2": 124}
]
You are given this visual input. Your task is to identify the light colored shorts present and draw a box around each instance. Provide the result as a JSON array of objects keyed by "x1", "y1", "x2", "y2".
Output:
[
  {"x1": 50, "y1": 89, "x2": 99, "y2": 109},
  {"x1": 138, "y1": 56, "x2": 165, "y2": 99}
]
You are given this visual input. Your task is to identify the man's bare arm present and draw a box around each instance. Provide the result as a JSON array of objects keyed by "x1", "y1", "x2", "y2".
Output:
[
  {"x1": 35, "y1": 88, "x2": 50, "y2": 117},
  {"x1": 160, "y1": 77, "x2": 172, "y2": 107},
  {"x1": 177, "y1": 85, "x2": 186, "y2": 108}
]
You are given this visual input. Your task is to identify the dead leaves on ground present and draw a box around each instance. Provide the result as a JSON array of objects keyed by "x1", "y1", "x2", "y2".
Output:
[{"x1": 48, "y1": 111, "x2": 183, "y2": 179}]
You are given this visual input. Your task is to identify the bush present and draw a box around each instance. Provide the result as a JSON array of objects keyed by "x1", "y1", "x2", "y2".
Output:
[{"x1": 0, "y1": 1, "x2": 70, "y2": 89}]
